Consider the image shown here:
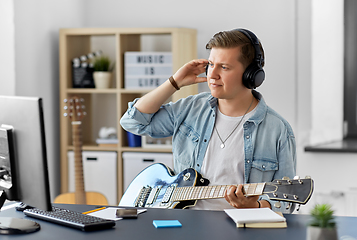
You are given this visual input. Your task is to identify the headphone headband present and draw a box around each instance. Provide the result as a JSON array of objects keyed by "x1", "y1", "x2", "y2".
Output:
[{"x1": 235, "y1": 28, "x2": 264, "y2": 67}]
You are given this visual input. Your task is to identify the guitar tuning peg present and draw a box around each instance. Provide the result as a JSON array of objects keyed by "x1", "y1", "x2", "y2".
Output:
[
  {"x1": 83, "y1": 112, "x2": 87, "y2": 116},
  {"x1": 305, "y1": 175, "x2": 311, "y2": 179},
  {"x1": 64, "y1": 99, "x2": 68, "y2": 103},
  {"x1": 80, "y1": 98, "x2": 85, "y2": 102},
  {"x1": 296, "y1": 204, "x2": 301, "y2": 211},
  {"x1": 81, "y1": 105, "x2": 86, "y2": 109},
  {"x1": 293, "y1": 176, "x2": 300, "y2": 180},
  {"x1": 64, "y1": 106, "x2": 68, "y2": 110},
  {"x1": 282, "y1": 176, "x2": 290, "y2": 180},
  {"x1": 274, "y1": 202, "x2": 281, "y2": 209},
  {"x1": 63, "y1": 113, "x2": 68, "y2": 117}
]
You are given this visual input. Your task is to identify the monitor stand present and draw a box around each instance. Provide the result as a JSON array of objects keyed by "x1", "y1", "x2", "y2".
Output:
[{"x1": 0, "y1": 191, "x2": 40, "y2": 234}]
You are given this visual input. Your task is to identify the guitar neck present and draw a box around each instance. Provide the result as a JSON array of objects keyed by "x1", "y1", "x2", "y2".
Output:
[
  {"x1": 171, "y1": 183, "x2": 266, "y2": 202},
  {"x1": 72, "y1": 121, "x2": 86, "y2": 204}
]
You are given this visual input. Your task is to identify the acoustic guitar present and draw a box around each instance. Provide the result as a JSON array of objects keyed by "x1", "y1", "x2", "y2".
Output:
[
  {"x1": 54, "y1": 96, "x2": 108, "y2": 205},
  {"x1": 119, "y1": 163, "x2": 313, "y2": 209}
]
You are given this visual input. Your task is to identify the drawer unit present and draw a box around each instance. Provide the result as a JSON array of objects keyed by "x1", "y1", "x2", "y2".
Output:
[{"x1": 68, "y1": 151, "x2": 117, "y2": 205}]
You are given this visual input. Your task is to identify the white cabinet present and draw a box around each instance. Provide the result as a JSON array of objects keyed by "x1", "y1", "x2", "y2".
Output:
[{"x1": 68, "y1": 151, "x2": 117, "y2": 205}]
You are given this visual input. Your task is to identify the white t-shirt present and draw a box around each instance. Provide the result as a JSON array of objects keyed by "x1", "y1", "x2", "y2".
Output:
[{"x1": 192, "y1": 106, "x2": 257, "y2": 210}]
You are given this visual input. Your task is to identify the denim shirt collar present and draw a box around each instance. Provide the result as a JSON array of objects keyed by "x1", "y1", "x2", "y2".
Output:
[{"x1": 207, "y1": 90, "x2": 267, "y2": 126}]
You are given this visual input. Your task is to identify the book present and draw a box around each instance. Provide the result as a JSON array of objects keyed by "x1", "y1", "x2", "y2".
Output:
[{"x1": 224, "y1": 208, "x2": 287, "y2": 228}]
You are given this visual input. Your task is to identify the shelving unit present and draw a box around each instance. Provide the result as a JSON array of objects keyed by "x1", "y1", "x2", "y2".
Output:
[{"x1": 59, "y1": 28, "x2": 197, "y2": 204}]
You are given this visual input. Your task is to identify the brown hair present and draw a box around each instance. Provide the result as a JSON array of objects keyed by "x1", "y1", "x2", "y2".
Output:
[{"x1": 206, "y1": 29, "x2": 265, "y2": 69}]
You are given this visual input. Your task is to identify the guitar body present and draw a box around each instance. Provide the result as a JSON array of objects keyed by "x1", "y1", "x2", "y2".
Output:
[
  {"x1": 120, "y1": 163, "x2": 208, "y2": 209},
  {"x1": 54, "y1": 192, "x2": 108, "y2": 205}
]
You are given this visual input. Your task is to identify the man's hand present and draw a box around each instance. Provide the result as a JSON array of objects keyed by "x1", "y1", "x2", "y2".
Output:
[
  {"x1": 173, "y1": 59, "x2": 208, "y2": 88},
  {"x1": 224, "y1": 184, "x2": 260, "y2": 208}
]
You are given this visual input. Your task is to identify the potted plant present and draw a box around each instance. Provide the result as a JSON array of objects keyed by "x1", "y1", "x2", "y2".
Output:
[
  {"x1": 307, "y1": 204, "x2": 338, "y2": 240},
  {"x1": 92, "y1": 56, "x2": 113, "y2": 89}
]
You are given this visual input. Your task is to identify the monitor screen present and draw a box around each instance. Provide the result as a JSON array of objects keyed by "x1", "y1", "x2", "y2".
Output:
[{"x1": 0, "y1": 95, "x2": 51, "y2": 211}]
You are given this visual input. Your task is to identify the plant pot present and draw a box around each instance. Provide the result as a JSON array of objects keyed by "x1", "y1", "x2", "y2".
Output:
[
  {"x1": 307, "y1": 226, "x2": 338, "y2": 240},
  {"x1": 93, "y1": 71, "x2": 112, "y2": 89}
]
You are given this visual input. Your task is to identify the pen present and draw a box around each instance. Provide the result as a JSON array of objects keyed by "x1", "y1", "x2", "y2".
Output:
[{"x1": 82, "y1": 207, "x2": 106, "y2": 214}]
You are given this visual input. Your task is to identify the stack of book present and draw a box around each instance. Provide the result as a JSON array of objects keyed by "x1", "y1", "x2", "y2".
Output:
[
  {"x1": 224, "y1": 208, "x2": 287, "y2": 228},
  {"x1": 124, "y1": 52, "x2": 172, "y2": 89}
]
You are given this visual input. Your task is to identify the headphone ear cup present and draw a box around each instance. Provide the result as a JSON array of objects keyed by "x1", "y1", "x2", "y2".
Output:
[{"x1": 243, "y1": 64, "x2": 265, "y2": 89}]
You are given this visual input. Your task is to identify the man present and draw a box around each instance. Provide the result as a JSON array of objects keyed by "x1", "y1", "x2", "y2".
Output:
[{"x1": 120, "y1": 29, "x2": 296, "y2": 212}]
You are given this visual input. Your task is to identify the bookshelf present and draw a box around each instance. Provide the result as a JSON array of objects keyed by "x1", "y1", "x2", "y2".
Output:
[{"x1": 59, "y1": 28, "x2": 197, "y2": 204}]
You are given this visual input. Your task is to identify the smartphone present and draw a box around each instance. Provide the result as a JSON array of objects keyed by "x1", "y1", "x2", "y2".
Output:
[{"x1": 116, "y1": 208, "x2": 138, "y2": 219}]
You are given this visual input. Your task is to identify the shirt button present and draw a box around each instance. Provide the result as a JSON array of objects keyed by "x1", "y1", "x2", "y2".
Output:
[
  {"x1": 204, "y1": 139, "x2": 207, "y2": 142},
  {"x1": 247, "y1": 160, "x2": 250, "y2": 163},
  {"x1": 246, "y1": 135, "x2": 250, "y2": 139},
  {"x1": 197, "y1": 164, "x2": 200, "y2": 167},
  {"x1": 262, "y1": 165, "x2": 266, "y2": 169}
]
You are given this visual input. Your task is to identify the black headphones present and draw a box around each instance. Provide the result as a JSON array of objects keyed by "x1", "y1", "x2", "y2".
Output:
[{"x1": 206, "y1": 28, "x2": 265, "y2": 89}]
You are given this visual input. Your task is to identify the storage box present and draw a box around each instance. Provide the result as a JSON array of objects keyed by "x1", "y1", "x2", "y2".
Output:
[
  {"x1": 68, "y1": 151, "x2": 117, "y2": 205},
  {"x1": 122, "y1": 152, "x2": 173, "y2": 191}
]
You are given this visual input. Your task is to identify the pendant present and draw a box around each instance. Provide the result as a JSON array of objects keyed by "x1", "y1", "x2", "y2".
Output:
[{"x1": 220, "y1": 143, "x2": 225, "y2": 149}]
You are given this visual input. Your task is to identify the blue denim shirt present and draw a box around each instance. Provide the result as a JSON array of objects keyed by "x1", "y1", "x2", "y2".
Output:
[{"x1": 120, "y1": 91, "x2": 296, "y2": 212}]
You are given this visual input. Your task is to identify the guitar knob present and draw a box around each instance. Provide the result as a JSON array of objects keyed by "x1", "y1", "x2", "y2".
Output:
[
  {"x1": 293, "y1": 176, "x2": 300, "y2": 180},
  {"x1": 305, "y1": 175, "x2": 311, "y2": 179},
  {"x1": 282, "y1": 176, "x2": 290, "y2": 180}
]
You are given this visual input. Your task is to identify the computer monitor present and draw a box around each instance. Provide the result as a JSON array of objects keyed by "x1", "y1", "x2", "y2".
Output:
[{"x1": 0, "y1": 95, "x2": 52, "y2": 234}]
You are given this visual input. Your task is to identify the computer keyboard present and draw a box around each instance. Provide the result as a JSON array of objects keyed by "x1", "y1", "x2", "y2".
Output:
[{"x1": 23, "y1": 206, "x2": 115, "y2": 231}]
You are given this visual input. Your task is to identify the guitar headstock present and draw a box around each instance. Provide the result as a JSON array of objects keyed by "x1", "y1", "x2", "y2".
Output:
[
  {"x1": 263, "y1": 176, "x2": 314, "y2": 205},
  {"x1": 63, "y1": 96, "x2": 86, "y2": 122}
]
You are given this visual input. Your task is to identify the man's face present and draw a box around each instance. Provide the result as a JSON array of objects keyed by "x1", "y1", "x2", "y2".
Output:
[{"x1": 207, "y1": 47, "x2": 247, "y2": 100}]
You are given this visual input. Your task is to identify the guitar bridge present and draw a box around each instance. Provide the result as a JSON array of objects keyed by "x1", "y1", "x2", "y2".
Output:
[{"x1": 134, "y1": 186, "x2": 152, "y2": 207}]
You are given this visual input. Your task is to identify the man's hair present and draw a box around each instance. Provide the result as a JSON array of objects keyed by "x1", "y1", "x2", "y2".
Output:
[{"x1": 205, "y1": 29, "x2": 265, "y2": 69}]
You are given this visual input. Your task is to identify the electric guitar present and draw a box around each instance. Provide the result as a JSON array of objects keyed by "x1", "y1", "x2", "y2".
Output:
[
  {"x1": 54, "y1": 96, "x2": 108, "y2": 205},
  {"x1": 119, "y1": 163, "x2": 314, "y2": 209}
]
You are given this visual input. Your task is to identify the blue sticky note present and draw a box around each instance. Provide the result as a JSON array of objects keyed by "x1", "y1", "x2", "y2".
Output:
[{"x1": 153, "y1": 220, "x2": 182, "y2": 228}]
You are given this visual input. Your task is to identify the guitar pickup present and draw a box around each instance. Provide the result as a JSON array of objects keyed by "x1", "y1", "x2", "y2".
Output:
[{"x1": 161, "y1": 184, "x2": 177, "y2": 204}]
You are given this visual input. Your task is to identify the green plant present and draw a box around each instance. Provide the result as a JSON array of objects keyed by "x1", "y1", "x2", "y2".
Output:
[
  {"x1": 309, "y1": 204, "x2": 336, "y2": 228},
  {"x1": 93, "y1": 56, "x2": 113, "y2": 72}
]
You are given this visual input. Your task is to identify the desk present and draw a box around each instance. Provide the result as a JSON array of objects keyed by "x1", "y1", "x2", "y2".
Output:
[{"x1": 0, "y1": 204, "x2": 356, "y2": 239}]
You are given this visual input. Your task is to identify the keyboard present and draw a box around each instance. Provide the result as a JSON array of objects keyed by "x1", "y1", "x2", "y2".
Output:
[{"x1": 23, "y1": 206, "x2": 115, "y2": 231}]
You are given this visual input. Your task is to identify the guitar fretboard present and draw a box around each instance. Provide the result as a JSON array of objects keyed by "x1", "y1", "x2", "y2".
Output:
[{"x1": 171, "y1": 183, "x2": 266, "y2": 202}]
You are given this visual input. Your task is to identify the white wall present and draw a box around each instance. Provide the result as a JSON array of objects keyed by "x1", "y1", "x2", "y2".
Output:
[
  {"x1": 11, "y1": 0, "x2": 87, "y2": 200},
  {"x1": 0, "y1": 0, "x2": 15, "y2": 95}
]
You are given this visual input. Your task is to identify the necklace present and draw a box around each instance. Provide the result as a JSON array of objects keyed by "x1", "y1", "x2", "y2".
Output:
[{"x1": 214, "y1": 97, "x2": 254, "y2": 149}]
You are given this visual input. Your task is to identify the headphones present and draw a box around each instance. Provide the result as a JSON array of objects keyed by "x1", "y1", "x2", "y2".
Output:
[{"x1": 206, "y1": 28, "x2": 265, "y2": 89}]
